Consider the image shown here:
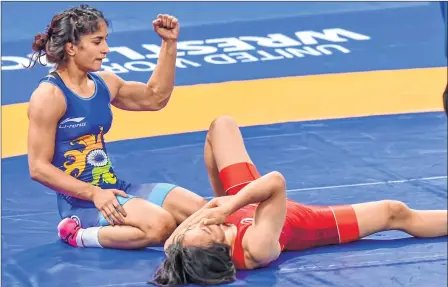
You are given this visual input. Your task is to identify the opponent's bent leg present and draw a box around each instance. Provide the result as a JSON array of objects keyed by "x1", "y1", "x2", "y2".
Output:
[
  {"x1": 204, "y1": 130, "x2": 226, "y2": 197},
  {"x1": 97, "y1": 198, "x2": 177, "y2": 248},
  {"x1": 204, "y1": 115, "x2": 258, "y2": 196},
  {"x1": 352, "y1": 200, "x2": 447, "y2": 238},
  {"x1": 59, "y1": 197, "x2": 177, "y2": 249}
]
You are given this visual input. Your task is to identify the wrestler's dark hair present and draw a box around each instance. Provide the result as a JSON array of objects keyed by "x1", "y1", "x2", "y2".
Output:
[
  {"x1": 149, "y1": 235, "x2": 236, "y2": 286},
  {"x1": 28, "y1": 4, "x2": 110, "y2": 68}
]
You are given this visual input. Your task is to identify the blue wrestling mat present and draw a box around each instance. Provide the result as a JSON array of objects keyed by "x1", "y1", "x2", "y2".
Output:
[
  {"x1": 2, "y1": 2, "x2": 447, "y2": 287},
  {"x1": 2, "y1": 113, "x2": 447, "y2": 287}
]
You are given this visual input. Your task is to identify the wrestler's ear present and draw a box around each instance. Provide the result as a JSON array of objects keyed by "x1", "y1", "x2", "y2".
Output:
[{"x1": 65, "y1": 42, "x2": 76, "y2": 57}]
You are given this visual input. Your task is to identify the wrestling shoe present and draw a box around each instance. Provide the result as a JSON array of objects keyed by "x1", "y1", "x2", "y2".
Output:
[{"x1": 57, "y1": 216, "x2": 82, "y2": 247}]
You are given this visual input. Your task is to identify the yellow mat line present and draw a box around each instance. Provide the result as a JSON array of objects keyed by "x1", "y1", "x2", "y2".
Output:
[{"x1": 2, "y1": 67, "x2": 445, "y2": 158}]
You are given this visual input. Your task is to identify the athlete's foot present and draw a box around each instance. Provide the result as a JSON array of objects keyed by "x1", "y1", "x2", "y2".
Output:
[{"x1": 57, "y1": 216, "x2": 83, "y2": 247}]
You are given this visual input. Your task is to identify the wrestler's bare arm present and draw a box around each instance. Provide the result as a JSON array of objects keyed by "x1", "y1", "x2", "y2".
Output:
[
  {"x1": 217, "y1": 172, "x2": 288, "y2": 268},
  {"x1": 242, "y1": 173, "x2": 287, "y2": 268}
]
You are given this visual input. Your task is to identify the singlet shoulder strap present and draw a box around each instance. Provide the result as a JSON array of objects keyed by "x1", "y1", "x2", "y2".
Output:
[
  {"x1": 88, "y1": 72, "x2": 112, "y2": 101},
  {"x1": 50, "y1": 71, "x2": 65, "y2": 83},
  {"x1": 39, "y1": 71, "x2": 71, "y2": 96}
]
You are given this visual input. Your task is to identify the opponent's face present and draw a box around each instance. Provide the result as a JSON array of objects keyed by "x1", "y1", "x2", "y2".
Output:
[
  {"x1": 182, "y1": 222, "x2": 227, "y2": 248},
  {"x1": 71, "y1": 21, "x2": 110, "y2": 71}
]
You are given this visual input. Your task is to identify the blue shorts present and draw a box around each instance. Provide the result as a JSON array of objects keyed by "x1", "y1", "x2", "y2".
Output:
[{"x1": 57, "y1": 181, "x2": 177, "y2": 228}]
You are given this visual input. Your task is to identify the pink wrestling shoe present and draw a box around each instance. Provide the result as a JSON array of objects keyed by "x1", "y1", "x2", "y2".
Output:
[{"x1": 57, "y1": 216, "x2": 82, "y2": 247}]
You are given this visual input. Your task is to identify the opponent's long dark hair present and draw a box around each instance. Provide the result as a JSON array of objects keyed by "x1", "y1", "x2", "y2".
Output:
[
  {"x1": 28, "y1": 4, "x2": 110, "y2": 68},
  {"x1": 150, "y1": 235, "x2": 236, "y2": 286}
]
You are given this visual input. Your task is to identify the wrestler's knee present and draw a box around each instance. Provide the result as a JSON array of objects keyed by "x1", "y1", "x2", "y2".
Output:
[
  {"x1": 208, "y1": 115, "x2": 238, "y2": 135},
  {"x1": 384, "y1": 200, "x2": 412, "y2": 228},
  {"x1": 123, "y1": 198, "x2": 177, "y2": 245},
  {"x1": 143, "y1": 211, "x2": 177, "y2": 244}
]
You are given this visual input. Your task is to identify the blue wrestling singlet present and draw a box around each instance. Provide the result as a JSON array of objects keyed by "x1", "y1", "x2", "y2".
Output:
[{"x1": 39, "y1": 72, "x2": 177, "y2": 227}]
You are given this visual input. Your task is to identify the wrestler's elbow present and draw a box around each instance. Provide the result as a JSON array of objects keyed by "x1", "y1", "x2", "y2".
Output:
[
  {"x1": 152, "y1": 91, "x2": 172, "y2": 110},
  {"x1": 155, "y1": 95, "x2": 170, "y2": 110},
  {"x1": 29, "y1": 160, "x2": 46, "y2": 181},
  {"x1": 146, "y1": 83, "x2": 173, "y2": 110},
  {"x1": 248, "y1": 240, "x2": 281, "y2": 267},
  {"x1": 29, "y1": 158, "x2": 52, "y2": 182},
  {"x1": 136, "y1": 93, "x2": 170, "y2": 111},
  {"x1": 29, "y1": 169, "x2": 42, "y2": 182}
]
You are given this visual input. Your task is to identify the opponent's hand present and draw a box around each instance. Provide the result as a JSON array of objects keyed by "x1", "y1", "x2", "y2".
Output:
[
  {"x1": 193, "y1": 197, "x2": 233, "y2": 226},
  {"x1": 92, "y1": 188, "x2": 128, "y2": 226},
  {"x1": 203, "y1": 196, "x2": 231, "y2": 209},
  {"x1": 153, "y1": 14, "x2": 179, "y2": 41},
  {"x1": 199, "y1": 206, "x2": 230, "y2": 226}
]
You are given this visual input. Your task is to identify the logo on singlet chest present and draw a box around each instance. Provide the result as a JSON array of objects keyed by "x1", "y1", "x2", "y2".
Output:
[{"x1": 59, "y1": 117, "x2": 86, "y2": 129}]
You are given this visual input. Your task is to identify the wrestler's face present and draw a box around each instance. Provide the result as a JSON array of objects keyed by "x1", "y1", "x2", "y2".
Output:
[
  {"x1": 182, "y1": 222, "x2": 227, "y2": 247},
  {"x1": 70, "y1": 20, "x2": 110, "y2": 71}
]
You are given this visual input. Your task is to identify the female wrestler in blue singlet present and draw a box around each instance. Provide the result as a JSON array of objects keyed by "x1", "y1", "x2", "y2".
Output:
[{"x1": 27, "y1": 4, "x2": 206, "y2": 249}]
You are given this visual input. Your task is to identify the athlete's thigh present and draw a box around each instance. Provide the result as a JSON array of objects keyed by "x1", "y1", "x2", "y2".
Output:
[
  {"x1": 124, "y1": 182, "x2": 206, "y2": 224},
  {"x1": 208, "y1": 115, "x2": 254, "y2": 171},
  {"x1": 124, "y1": 182, "x2": 176, "y2": 207},
  {"x1": 117, "y1": 197, "x2": 175, "y2": 232},
  {"x1": 64, "y1": 196, "x2": 175, "y2": 231},
  {"x1": 162, "y1": 186, "x2": 207, "y2": 224},
  {"x1": 60, "y1": 206, "x2": 103, "y2": 228},
  {"x1": 351, "y1": 201, "x2": 390, "y2": 238}
]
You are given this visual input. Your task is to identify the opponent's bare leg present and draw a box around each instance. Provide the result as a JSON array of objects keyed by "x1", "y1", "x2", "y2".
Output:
[
  {"x1": 352, "y1": 200, "x2": 447, "y2": 238},
  {"x1": 97, "y1": 198, "x2": 177, "y2": 248},
  {"x1": 204, "y1": 116, "x2": 255, "y2": 197},
  {"x1": 62, "y1": 184, "x2": 208, "y2": 249},
  {"x1": 60, "y1": 198, "x2": 177, "y2": 249}
]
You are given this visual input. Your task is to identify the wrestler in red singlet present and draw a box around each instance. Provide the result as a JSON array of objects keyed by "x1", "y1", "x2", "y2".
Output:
[{"x1": 220, "y1": 162, "x2": 360, "y2": 270}]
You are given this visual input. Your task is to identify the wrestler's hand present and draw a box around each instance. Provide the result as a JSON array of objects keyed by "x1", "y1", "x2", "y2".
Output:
[
  {"x1": 199, "y1": 206, "x2": 230, "y2": 226},
  {"x1": 203, "y1": 196, "x2": 231, "y2": 209},
  {"x1": 153, "y1": 14, "x2": 179, "y2": 41},
  {"x1": 92, "y1": 188, "x2": 128, "y2": 226},
  {"x1": 196, "y1": 197, "x2": 233, "y2": 226}
]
